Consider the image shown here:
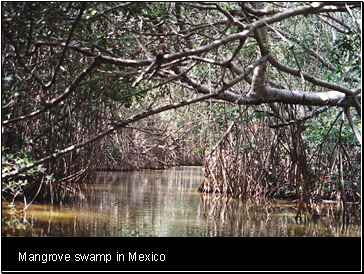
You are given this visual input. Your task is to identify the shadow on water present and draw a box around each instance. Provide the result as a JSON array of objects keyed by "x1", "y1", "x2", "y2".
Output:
[{"x1": 2, "y1": 166, "x2": 361, "y2": 237}]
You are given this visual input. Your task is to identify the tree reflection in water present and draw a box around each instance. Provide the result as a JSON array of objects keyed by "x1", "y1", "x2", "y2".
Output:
[
  {"x1": 199, "y1": 193, "x2": 360, "y2": 237},
  {"x1": 2, "y1": 167, "x2": 360, "y2": 237}
]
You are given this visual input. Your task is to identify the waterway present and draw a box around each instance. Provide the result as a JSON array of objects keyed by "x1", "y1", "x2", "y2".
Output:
[{"x1": 2, "y1": 166, "x2": 361, "y2": 237}]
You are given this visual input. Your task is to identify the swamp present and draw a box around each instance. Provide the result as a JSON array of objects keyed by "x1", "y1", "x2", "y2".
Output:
[
  {"x1": 2, "y1": 166, "x2": 361, "y2": 237},
  {"x1": 1, "y1": 2, "x2": 361, "y2": 238}
]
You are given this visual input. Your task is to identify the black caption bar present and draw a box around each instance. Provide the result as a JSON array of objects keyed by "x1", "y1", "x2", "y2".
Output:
[{"x1": 1, "y1": 237, "x2": 361, "y2": 272}]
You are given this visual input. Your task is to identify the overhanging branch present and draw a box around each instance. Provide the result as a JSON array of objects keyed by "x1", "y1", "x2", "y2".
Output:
[{"x1": 2, "y1": 93, "x2": 218, "y2": 180}]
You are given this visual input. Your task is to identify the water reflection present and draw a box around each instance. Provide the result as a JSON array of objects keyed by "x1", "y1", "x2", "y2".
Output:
[
  {"x1": 198, "y1": 194, "x2": 360, "y2": 237},
  {"x1": 2, "y1": 166, "x2": 361, "y2": 237}
]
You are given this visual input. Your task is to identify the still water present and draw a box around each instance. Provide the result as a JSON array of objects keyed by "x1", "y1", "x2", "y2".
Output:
[{"x1": 2, "y1": 166, "x2": 361, "y2": 237}]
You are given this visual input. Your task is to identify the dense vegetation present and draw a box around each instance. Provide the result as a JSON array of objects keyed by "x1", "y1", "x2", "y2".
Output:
[{"x1": 1, "y1": 2, "x2": 361, "y2": 220}]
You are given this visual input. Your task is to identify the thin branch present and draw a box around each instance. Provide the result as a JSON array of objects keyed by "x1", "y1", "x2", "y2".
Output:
[
  {"x1": 2, "y1": 58, "x2": 99, "y2": 126},
  {"x1": 2, "y1": 93, "x2": 219, "y2": 180},
  {"x1": 46, "y1": 2, "x2": 86, "y2": 88},
  {"x1": 79, "y1": 70, "x2": 139, "y2": 86},
  {"x1": 269, "y1": 106, "x2": 330, "y2": 128},
  {"x1": 344, "y1": 107, "x2": 361, "y2": 145},
  {"x1": 89, "y1": 2, "x2": 133, "y2": 20},
  {"x1": 2, "y1": 29, "x2": 45, "y2": 88},
  {"x1": 267, "y1": 54, "x2": 355, "y2": 96},
  {"x1": 34, "y1": 41, "x2": 153, "y2": 67},
  {"x1": 214, "y1": 3, "x2": 246, "y2": 30},
  {"x1": 242, "y1": 3, "x2": 284, "y2": 16},
  {"x1": 345, "y1": 3, "x2": 361, "y2": 39}
]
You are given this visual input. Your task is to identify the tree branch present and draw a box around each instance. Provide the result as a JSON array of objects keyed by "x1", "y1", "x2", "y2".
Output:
[
  {"x1": 2, "y1": 58, "x2": 99, "y2": 125},
  {"x1": 267, "y1": 54, "x2": 355, "y2": 96},
  {"x1": 46, "y1": 2, "x2": 86, "y2": 89},
  {"x1": 269, "y1": 106, "x2": 330, "y2": 128},
  {"x1": 2, "y1": 93, "x2": 219, "y2": 180},
  {"x1": 344, "y1": 107, "x2": 361, "y2": 145},
  {"x1": 176, "y1": 55, "x2": 352, "y2": 107}
]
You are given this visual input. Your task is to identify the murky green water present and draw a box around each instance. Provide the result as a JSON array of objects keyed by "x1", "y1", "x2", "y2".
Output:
[{"x1": 2, "y1": 166, "x2": 361, "y2": 237}]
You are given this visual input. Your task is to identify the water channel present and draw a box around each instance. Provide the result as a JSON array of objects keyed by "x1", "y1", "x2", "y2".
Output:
[{"x1": 2, "y1": 166, "x2": 361, "y2": 237}]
